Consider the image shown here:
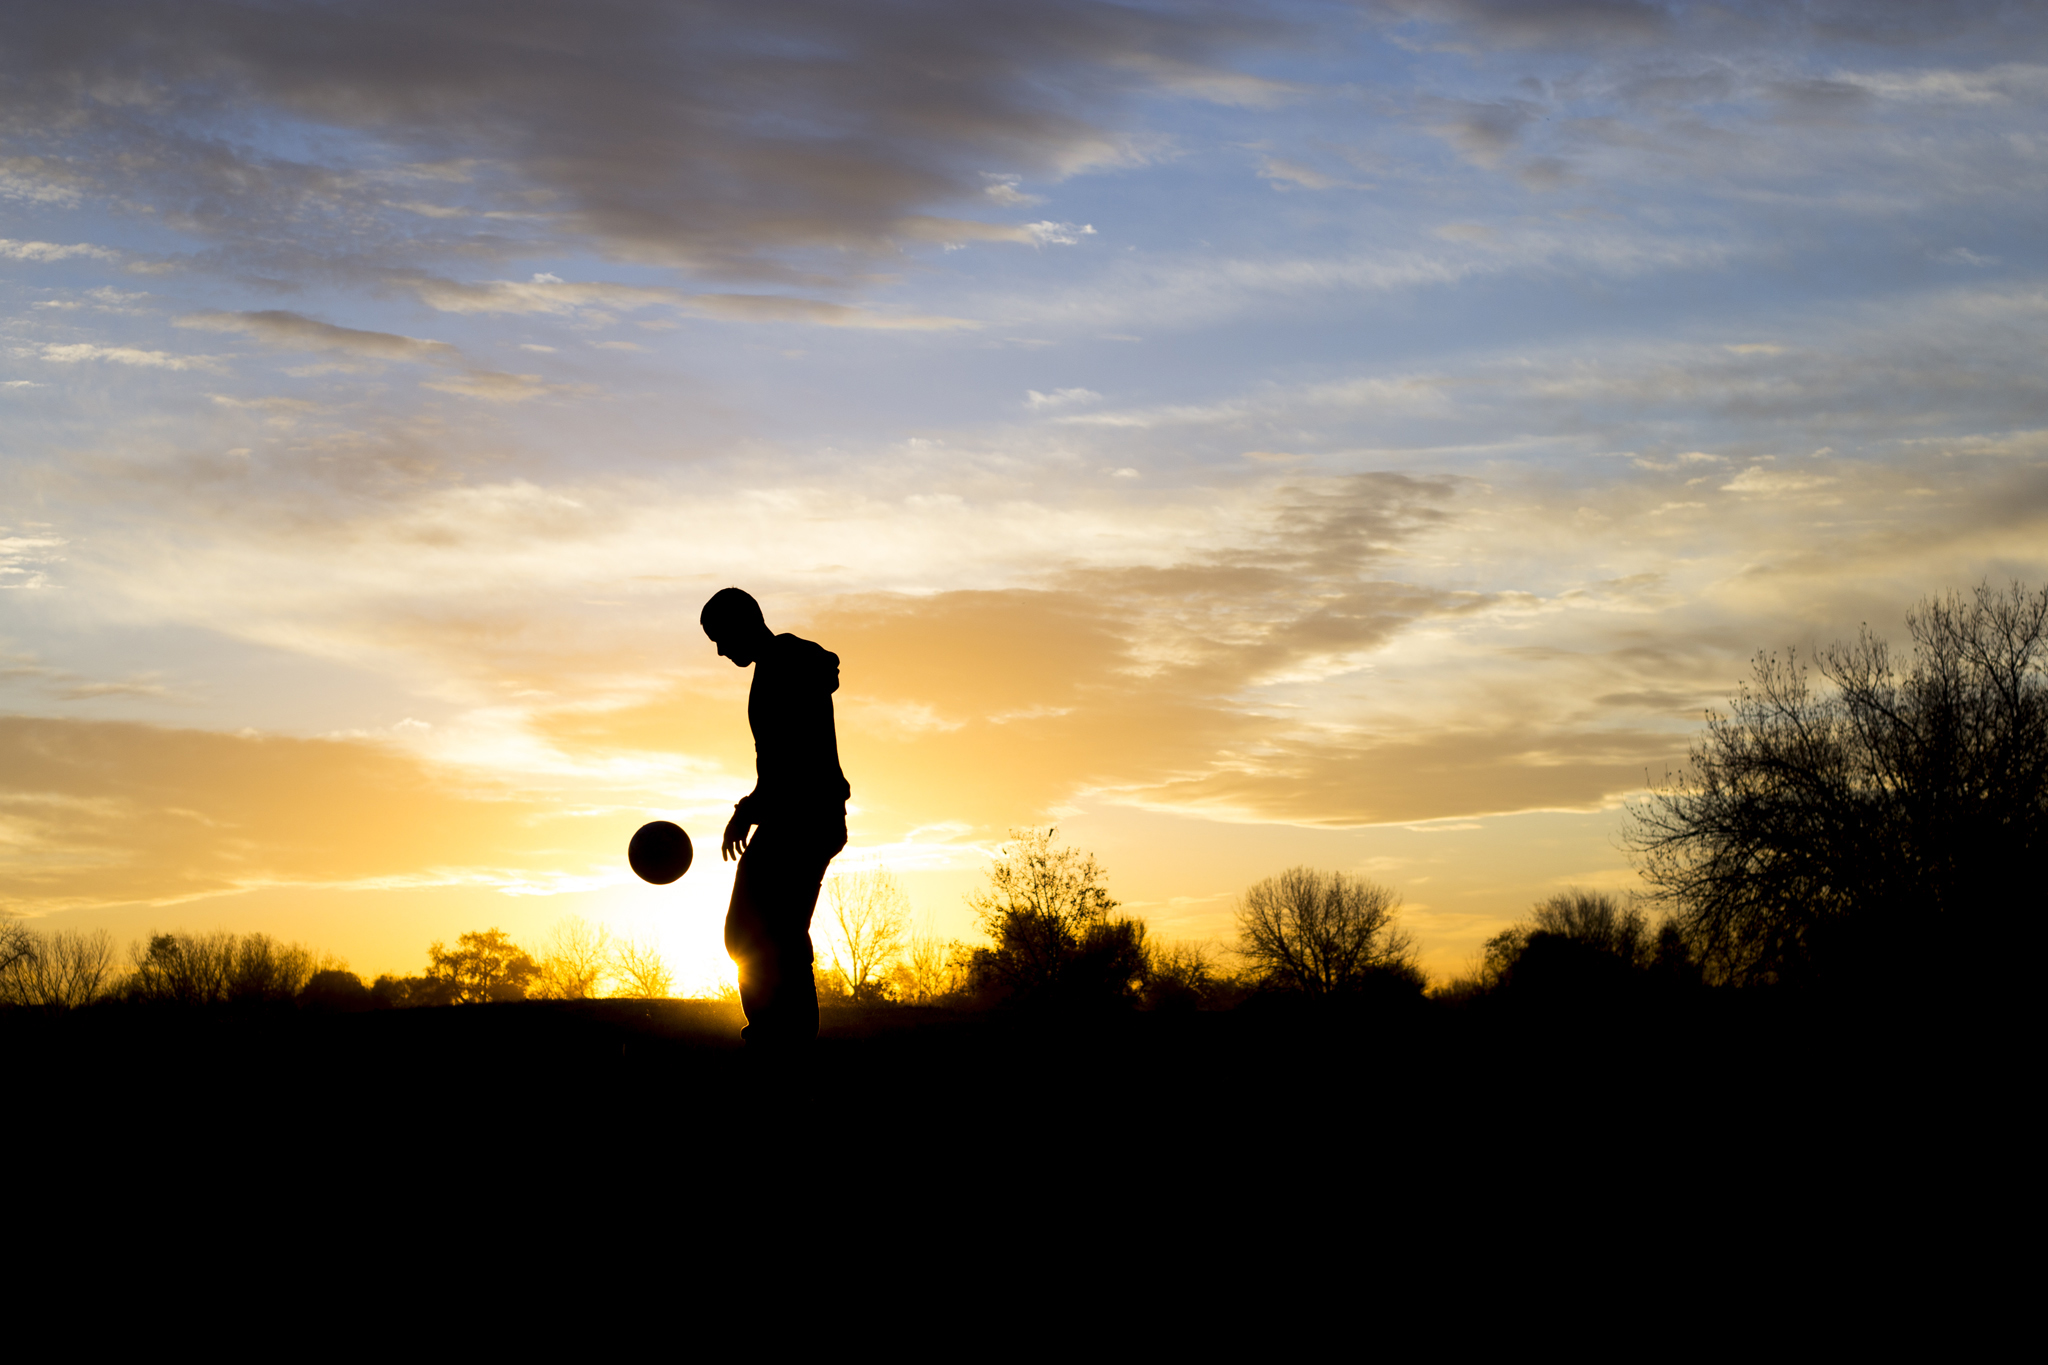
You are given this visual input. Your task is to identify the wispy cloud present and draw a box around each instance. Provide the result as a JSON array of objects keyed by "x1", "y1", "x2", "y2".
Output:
[
  {"x1": 685, "y1": 294, "x2": 977, "y2": 330},
  {"x1": 0, "y1": 238, "x2": 116, "y2": 261},
  {"x1": 0, "y1": 529, "x2": 65, "y2": 590},
  {"x1": 408, "y1": 276, "x2": 686, "y2": 316},
  {"x1": 35, "y1": 343, "x2": 220, "y2": 372},
  {"x1": 406, "y1": 277, "x2": 977, "y2": 330},
  {"x1": 60, "y1": 675, "x2": 170, "y2": 700},
  {"x1": 1025, "y1": 387, "x2": 1102, "y2": 410},
  {"x1": 177, "y1": 310, "x2": 459, "y2": 363},
  {"x1": 1020, "y1": 221, "x2": 1098, "y2": 247},
  {"x1": 1256, "y1": 156, "x2": 1353, "y2": 191},
  {"x1": 1721, "y1": 466, "x2": 1837, "y2": 495},
  {"x1": 418, "y1": 371, "x2": 570, "y2": 402}
]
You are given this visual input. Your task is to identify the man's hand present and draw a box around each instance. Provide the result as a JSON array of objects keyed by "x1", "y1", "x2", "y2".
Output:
[{"x1": 722, "y1": 811, "x2": 752, "y2": 861}]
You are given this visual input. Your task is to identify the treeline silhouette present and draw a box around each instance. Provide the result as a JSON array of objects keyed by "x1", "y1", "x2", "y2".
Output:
[
  {"x1": 6, "y1": 580, "x2": 2036, "y2": 1030},
  {"x1": 0, "y1": 919, "x2": 676, "y2": 1013},
  {"x1": 0, "y1": 926, "x2": 332, "y2": 1009},
  {"x1": 11, "y1": 584, "x2": 2030, "y2": 1172}
]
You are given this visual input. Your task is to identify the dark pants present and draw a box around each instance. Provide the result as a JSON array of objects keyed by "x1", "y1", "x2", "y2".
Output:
[{"x1": 723, "y1": 817, "x2": 846, "y2": 1047}]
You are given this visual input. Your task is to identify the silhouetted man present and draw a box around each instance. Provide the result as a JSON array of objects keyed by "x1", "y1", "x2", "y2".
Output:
[{"x1": 702, "y1": 587, "x2": 850, "y2": 1048}]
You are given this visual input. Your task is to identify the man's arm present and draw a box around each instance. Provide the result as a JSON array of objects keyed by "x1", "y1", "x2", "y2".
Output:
[{"x1": 723, "y1": 792, "x2": 759, "y2": 860}]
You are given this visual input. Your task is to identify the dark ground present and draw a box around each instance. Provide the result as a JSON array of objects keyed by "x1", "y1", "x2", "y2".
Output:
[
  {"x1": 11, "y1": 993, "x2": 2010, "y2": 1340},
  {"x1": 10, "y1": 996, "x2": 2020, "y2": 1319},
  {"x1": 11, "y1": 990, "x2": 1992, "y2": 1171}
]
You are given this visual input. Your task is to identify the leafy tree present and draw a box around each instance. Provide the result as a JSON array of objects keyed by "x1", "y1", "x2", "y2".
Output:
[
  {"x1": 425, "y1": 928, "x2": 541, "y2": 1004},
  {"x1": 967, "y1": 827, "x2": 1144, "y2": 1006},
  {"x1": 825, "y1": 868, "x2": 911, "y2": 1004},
  {"x1": 1235, "y1": 867, "x2": 1421, "y2": 998},
  {"x1": 1627, "y1": 582, "x2": 2048, "y2": 988}
]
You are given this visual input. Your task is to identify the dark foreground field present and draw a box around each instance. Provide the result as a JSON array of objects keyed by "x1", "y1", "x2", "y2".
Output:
[
  {"x1": 8, "y1": 993, "x2": 2015, "y2": 1336},
  {"x1": 12, "y1": 991, "x2": 1995, "y2": 1177}
]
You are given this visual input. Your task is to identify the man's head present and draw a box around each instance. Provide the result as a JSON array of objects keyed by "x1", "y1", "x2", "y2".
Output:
[{"x1": 701, "y1": 587, "x2": 772, "y2": 666}]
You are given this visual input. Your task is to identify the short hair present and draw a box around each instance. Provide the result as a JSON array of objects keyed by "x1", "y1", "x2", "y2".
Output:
[{"x1": 700, "y1": 586, "x2": 765, "y2": 634}]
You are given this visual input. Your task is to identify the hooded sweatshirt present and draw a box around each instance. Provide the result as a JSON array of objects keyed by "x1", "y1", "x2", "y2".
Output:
[{"x1": 733, "y1": 632, "x2": 851, "y2": 826}]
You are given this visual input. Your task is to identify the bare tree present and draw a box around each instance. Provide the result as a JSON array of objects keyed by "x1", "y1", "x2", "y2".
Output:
[
  {"x1": 1628, "y1": 581, "x2": 2048, "y2": 986},
  {"x1": 890, "y1": 923, "x2": 970, "y2": 1004},
  {"x1": 230, "y1": 933, "x2": 318, "y2": 1001},
  {"x1": 609, "y1": 935, "x2": 674, "y2": 998},
  {"x1": 533, "y1": 915, "x2": 614, "y2": 999},
  {"x1": 1526, "y1": 890, "x2": 1651, "y2": 964},
  {"x1": 130, "y1": 931, "x2": 228, "y2": 1003},
  {"x1": 0, "y1": 923, "x2": 37, "y2": 1008},
  {"x1": 123, "y1": 929, "x2": 319, "y2": 1004},
  {"x1": 0, "y1": 912, "x2": 33, "y2": 983},
  {"x1": 1235, "y1": 868, "x2": 1416, "y2": 996},
  {"x1": 825, "y1": 867, "x2": 911, "y2": 1004},
  {"x1": 2, "y1": 928, "x2": 120, "y2": 1008}
]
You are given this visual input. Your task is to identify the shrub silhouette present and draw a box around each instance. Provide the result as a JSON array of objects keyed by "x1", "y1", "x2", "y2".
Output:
[
  {"x1": 1143, "y1": 940, "x2": 1227, "y2": 1012},
  {"x1": 369, "y1": 973, "x2": 451, "y2": 1008},
  {"x1": 300, "y1": 968, "x2": 374, "y2": 1012},
  {"x1": 1456, "y1": 890, "x2": 1697, "y2": 1004},
  {"x1": 966, "y1": 827, "x2": 1145, "y2": 1008}
]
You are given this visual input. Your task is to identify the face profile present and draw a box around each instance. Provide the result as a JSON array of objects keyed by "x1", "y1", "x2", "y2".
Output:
[
  {"x1": 707, "y1": 628, "x2": 758, "y2": 668},
  {"x1": 701, "y1": 585, "x2": 773, "y2": 669}
]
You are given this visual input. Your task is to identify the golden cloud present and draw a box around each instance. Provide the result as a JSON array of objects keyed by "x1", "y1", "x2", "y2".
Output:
[
  {"x1": 534, "y1": 564, "x2": 1678, "y2": 842},
  {"x1": 0, "y1": 716, "x2": 560, "y2": 911}
]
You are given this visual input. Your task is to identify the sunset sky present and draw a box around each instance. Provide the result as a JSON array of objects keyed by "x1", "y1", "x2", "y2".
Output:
[{"x1": 4, "y1": 0, "x2": 2046, "y2": 986}]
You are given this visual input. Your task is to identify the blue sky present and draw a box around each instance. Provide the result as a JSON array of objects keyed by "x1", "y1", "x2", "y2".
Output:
[{"x1": 4, "y1": 0, "x2": 2046, "y2": 980}]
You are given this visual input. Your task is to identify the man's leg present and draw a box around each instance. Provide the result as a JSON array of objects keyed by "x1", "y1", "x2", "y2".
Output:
[
  {"x1": 724, "y1": 819, "x2": 845, "y2": 1046},
  {"x1": 722, "y1": 848, "x2": 775, "y2": 1043}
]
